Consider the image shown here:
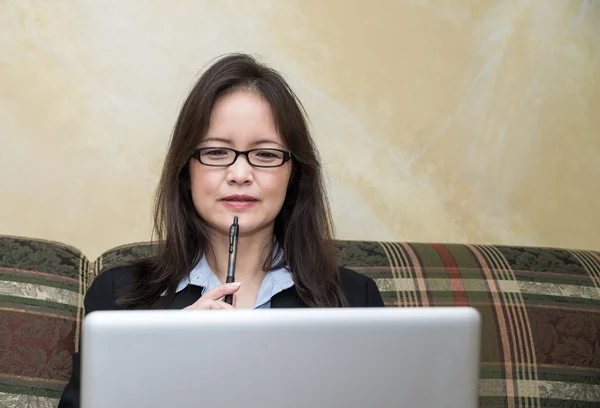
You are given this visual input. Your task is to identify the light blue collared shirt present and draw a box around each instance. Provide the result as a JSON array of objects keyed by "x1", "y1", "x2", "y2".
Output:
[{"x1": 173, "y1": 253, "x2": 294, "y2": 309}]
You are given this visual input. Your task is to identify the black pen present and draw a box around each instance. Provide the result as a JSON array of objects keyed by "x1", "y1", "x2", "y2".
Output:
[{"x1": 224, "y1": 216, "x2": 239, "y2": 305}]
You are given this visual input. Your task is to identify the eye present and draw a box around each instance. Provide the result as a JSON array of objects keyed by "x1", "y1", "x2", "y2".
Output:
[
  {"x1": 202, "y1": 148, "x2": 230, "y2": 157},
  {"x1": 256, "y1": 151, "x2": 279, "y2": 159}
]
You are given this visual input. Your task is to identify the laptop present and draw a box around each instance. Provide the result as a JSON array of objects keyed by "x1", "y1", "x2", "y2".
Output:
[{"x1": 80, "y1": 307, "x2": 481, "y2": 408}]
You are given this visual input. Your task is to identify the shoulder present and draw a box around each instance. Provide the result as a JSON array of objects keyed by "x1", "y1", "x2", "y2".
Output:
[
  {"x1": 339, "y1": 266, "x2": 373, "y2": 287},
  {"x1": 84, "y1": 263, "x2": 143, "y2": 313},
  {"x1": 338, "y1": 267, "x2": 385, "y2": 307}
]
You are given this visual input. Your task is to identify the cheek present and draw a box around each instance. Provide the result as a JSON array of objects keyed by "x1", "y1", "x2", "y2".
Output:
[
  {"x1": 265, "y1": 169, "x2": 291, "y2": 204},
  {"x1": 189, "y1": 167, "x2": 221, "y2": 209}
]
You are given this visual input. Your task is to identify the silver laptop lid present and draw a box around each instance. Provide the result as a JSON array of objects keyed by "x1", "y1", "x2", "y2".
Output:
[{"x1": 81, "y1": 307, "x2": 480, "y2": 408}]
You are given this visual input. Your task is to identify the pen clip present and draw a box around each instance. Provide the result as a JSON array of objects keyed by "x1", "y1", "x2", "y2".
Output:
[{"x1": 228, "y1": 216, "x2": 238, "y2": 254}]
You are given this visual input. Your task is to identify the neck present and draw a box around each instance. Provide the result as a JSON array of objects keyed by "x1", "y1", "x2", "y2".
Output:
[{"x1": 205, "y1": 226, "x2": 274, "y2": 284}]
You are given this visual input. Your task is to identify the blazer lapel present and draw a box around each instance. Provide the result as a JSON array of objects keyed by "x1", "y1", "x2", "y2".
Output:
[
  {"x1": 169, "y1": 285, "x2": 204, "y2": 309},
  {"x1": 271, "y1": 287, "x2": 306, "y2": 308}
]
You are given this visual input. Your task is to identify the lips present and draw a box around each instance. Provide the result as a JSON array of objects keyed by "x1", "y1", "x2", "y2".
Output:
[
  {"x1": 222, "y1": 194, "x2": 257, "y2": 202},
  {"x1": 221, "y1": 194, "x2": 258, "y2": 210}
]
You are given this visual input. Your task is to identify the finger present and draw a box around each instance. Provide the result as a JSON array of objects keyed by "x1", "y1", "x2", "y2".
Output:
[
  {"x1": 209, "y1": 300, "x2": 235, "y2": 310},
  {"x1": 208, "y1": 301, "x2": 224, "y2": 310},
  {"x1": 217, "y1": 300, "x2": 235, "y2": 309},
  {"x1": 205, "y1": 282, "x2": 241, "y2": 300}
]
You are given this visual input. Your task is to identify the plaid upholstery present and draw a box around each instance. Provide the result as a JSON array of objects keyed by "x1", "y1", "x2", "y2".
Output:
[
  {"x1": 1, "y1": 236, "x2": 599, "y2": 407},
  {"x1": 339, "y1": 242, "x2": 600, "y2": 408}
]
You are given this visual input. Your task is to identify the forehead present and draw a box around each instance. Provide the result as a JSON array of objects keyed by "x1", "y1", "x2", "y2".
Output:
[{"x1": 202, "y1": 89, "x2": 283, "y2": 147}]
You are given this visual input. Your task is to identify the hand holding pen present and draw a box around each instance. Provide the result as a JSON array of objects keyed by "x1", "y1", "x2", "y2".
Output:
[{"x1": 183, "y1": 216, "x2": 240, "y2": 310}]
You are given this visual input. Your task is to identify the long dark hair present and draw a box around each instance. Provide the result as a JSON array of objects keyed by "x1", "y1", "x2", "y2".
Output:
[{"x1": 117, "y1": 53, "x2": 347, "y2": 309}]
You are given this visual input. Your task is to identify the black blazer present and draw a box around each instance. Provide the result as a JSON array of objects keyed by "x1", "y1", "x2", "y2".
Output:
[{"x1": 57, "y1": 265, "x2": 384, "y2": 407}]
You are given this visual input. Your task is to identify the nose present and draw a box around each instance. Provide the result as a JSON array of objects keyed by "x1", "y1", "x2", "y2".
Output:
[{"x1": 226, "y1": 154, "x2": 254, "y2": 185}]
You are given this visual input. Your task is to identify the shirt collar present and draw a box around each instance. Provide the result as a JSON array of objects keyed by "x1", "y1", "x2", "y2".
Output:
[{"x1": 173, "y1": 242, "x2": 294, "y2": 299}]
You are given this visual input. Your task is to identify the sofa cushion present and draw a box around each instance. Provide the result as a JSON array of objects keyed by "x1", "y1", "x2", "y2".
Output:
[
  {"x1": 337, "y1": 241, "x2": 600, "y2": 407},
  {"x1": 0, "y1": 236, "x2": 90, "y2": 408}
]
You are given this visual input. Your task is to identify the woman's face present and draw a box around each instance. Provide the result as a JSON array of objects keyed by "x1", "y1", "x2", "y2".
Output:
[{"x1": 189, "y1": 89, "x2": 292, "y2": 237}]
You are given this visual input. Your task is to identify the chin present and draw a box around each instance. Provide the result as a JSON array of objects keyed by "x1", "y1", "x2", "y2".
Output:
[
  {"x1": 229, "y1": 217, "x2": 273, "y2": 238},
  {"x1": 198, "y1": 205, "x2": 276, "y2": 237},
  {"x1": 205, "y1": 215, "x2": 247, "y2": 235},
  {"x1": 237, "y1": 221, "x2": 263, "y2": 236}
]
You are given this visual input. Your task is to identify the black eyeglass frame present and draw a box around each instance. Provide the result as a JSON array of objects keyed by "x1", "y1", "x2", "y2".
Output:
[{"x1": 191, "y1": 147, "x2": 293, "y2": 168}]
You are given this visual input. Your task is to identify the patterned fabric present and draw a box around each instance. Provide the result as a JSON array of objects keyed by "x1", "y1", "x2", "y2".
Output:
[
  {"x1": 1, "y1": 235, "x2": 599, "y2": 408},
  {"x1": 338, "y1": 241, "x2": 600, "y2": 408},
  {"x1": 0, "y1": 236, "x2": 89, "y2": 408}
]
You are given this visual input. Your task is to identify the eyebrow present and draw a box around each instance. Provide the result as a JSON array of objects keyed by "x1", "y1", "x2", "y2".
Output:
[
  {"x1": 201, "y1": 137, "x2": 285, "y2": 148},
  {"x1": 201, "y1": 137, "x2": 231, "y2": 145}
]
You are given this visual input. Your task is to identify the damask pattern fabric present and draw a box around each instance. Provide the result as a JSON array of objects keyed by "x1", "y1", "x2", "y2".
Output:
[
  {"x1": 1, "y1": 235, "x2": 599, "y2": 407},
  {"x1": 0, "y1": 236, "x2": 89, "y2": 408}
]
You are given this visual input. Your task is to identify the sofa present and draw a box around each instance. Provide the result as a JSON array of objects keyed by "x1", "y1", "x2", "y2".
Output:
[{"x1": 1, "y1": 234, "x2": 599, "y2": 408}]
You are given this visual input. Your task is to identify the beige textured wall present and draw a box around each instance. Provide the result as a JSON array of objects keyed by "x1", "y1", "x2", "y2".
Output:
[{"x1": 1, "y1": 1, "x2": 599, "y2": 260}]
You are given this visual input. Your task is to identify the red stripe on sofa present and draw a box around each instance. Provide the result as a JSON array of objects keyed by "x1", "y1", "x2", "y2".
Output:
[{"x1": 432, "y1": 243, "x2": 469, "y2": 306}]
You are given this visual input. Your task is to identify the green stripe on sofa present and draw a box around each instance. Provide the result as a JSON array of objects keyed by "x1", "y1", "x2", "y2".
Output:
[{"x1": 0, "y1": 383, "x2": 62, "y2": 398}]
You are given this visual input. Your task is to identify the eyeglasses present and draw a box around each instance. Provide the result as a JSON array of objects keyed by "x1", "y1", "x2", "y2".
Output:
[{"x1": 191, "y1": 147, "x2": 292, "y2": 168}]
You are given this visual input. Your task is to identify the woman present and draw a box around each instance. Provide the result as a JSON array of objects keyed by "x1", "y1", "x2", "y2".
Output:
[{"x1": 58, "y1": 53, "x2": 384, "y2": 407}]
